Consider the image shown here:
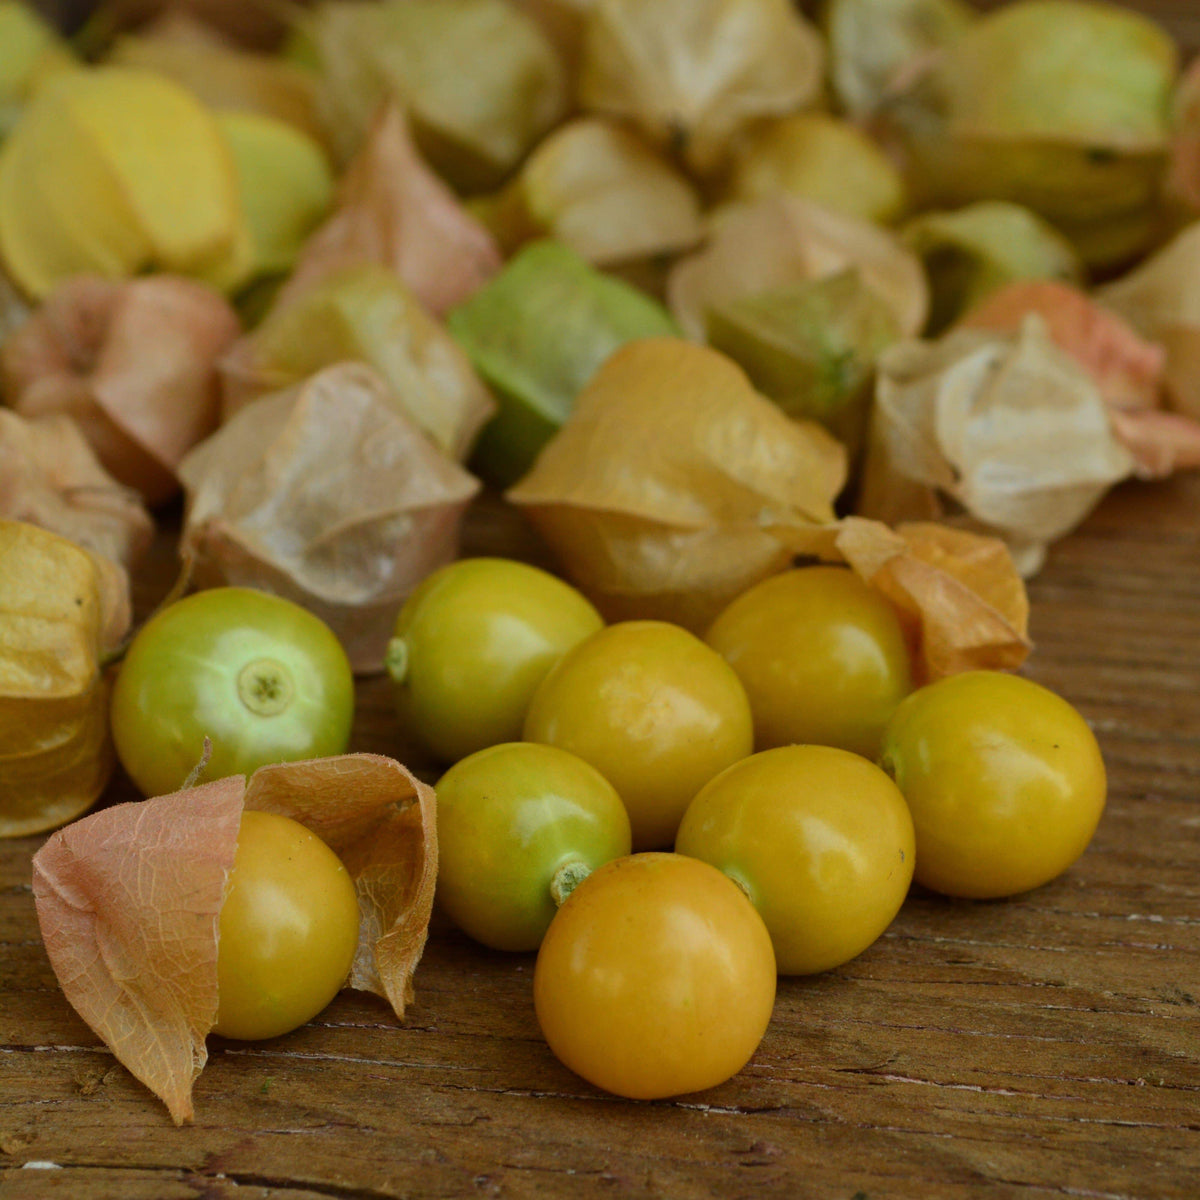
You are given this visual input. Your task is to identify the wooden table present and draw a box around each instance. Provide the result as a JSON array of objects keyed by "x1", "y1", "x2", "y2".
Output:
[{"x1": 2, "y1": 474, "x2": 1199, "y2": 1199}]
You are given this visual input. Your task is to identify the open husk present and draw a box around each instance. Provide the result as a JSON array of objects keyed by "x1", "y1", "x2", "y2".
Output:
[
  {"x1": 277, "y1": 102, "x2": 501, "y2": 320},
  {"x1": 32, "y1": 753, "x2": 438, "y2": 1124},
  {"x1": 0, "y1": 519, "x2": 131, "y2": 838},
  {"x1": 179, "y1": 363, "x2": 482, "y2": 673},
  {"x1": 578, "y1": 0, "x2": 824, "y2": 177},
  {"x1": 668, "y1": 195, "x2": 929, "y2": 344},
  {"x1": 1, "y1": 275, "x2": 241, "y2": 505},
  {"x1": 858, "y1": 315, "x2": 1136, "y2": 575},
  {"x1": 220, "y1": 263, "x2": 495, "y2": 460},
  {"x1": 506, "y1": 337, "x2": 847, "y2": 631}
]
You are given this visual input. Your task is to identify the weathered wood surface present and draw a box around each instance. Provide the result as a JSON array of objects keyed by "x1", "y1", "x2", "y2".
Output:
[{"x1": 2, "y1": 472, "x2": 1199, "y2": 1200}]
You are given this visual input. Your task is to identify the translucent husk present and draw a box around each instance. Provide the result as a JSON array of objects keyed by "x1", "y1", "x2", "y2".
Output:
[
  {"x1": 1098, "y1": 222, "x2": 1200, "y2": 421},
  {"x1": 702, "y1": 269, "x2": 900, "y2": 461},
  {"x1": 506, "y1": 337, "x2": 848, "y2": 631},
  {"x1": 220, "y1": 263, "x2": 495, "y2": 461},
  {"x1": 858, "y1": 315, "x2": 1136, "y2": 575},
  {"x1": 0, "y1": 519, "x2": 131, "y2": 838},
  {"x1": 32, "y1": 753, "x2": 438, "y2": 1124},
  {"x1": 821, "y1": 0, "x2": 975, "y2": 121},
  {"x1": 880, "y1": 0, "x2": 1177, "y2": 269},
  {"x1": 0, "y1": 1, "x2": 75, "y2": 141},
  {"x1": 1, "y1": 275, "x2": 241, "y2": 505},
  {"x1": 474, "y1": 117, "x2": 704, "y2": 266},
  {"x1": 724, "y1": 112, "x2": 908, "y2": 226},
  {"x1": 277, "y1": 102, "x2": 501, "y2": 320},
  {"x1": 668, "y1": 195, "x2": 929, "y2": 344},
  {"x1": 901, "y1": 201, "x2": 1084, "y2": 335},
  {"x1": 0, "y1": 409, "x2": 153, "y2": 571},
  {"x1": 108, "y1": 13, "x2": 326, "y2": 145},
  {"x1": 447, "y1": 239, "x2": 680, "y2": 487},
  {"x1": 577, "y1": 0, "x2": 824, "y2": 177},
  {"x1": 307, "y1": 0, "x2": 568, "y2": 190},
  {"x1": 179, "y1": 363, "x2": 482, "y2": 673},
  {"x1": 0, "y1": 65, "x2": 242, "y2": 300}
]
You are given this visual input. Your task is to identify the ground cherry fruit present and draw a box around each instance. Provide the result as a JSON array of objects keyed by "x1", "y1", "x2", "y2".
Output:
[
  {"x1": 880, "y1": 671, "x2": 1107, "y2": 899},
  {"x1": 523, "y1": 621, "x2": 754, "y2": 850},
  {"x1": 213, "y1": 811, "x2": 360, "y2": 1041},
  {"x1": 705, "y1": 565, "x2": 912, "y2": 759},
  {"x1": 435, "y1": 742, "x2": 631, "y2": 951},
  {"x1": 534, "y1": 853, "x2": 776, "y2": 1100},
  {"x1": 676, "y1": 745, "x2": 915, "y2": 975}
]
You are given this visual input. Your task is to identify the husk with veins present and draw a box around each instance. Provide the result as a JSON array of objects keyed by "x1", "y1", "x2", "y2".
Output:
[
  {"x1": 0, "y1": 275, "x2": 241, "y2": 506},
  {"x1": 960, "y1": 280, "x2": 1200, "y2": 479},
  {"x1": 857, "y1": 315, "x2": 1136, "y2": 576},
  {"x1": 0, "y1": 519, "x2": 132, "y2": 839},
  {"x1": 31, "y1": 753, "x2": 438, "y2": 1125},
  {"x1": 179, "y1": 363, "x2": 481, "y2": 674},
  {"x1": 276, "y1": 102, "x2": 501, "y2": 321},
  {"x1": 577, "y1": 0, "x2": 825, "y2": 177},
  {"x1": 668, "y1": 195, "x2": 929, "y2": 347}
]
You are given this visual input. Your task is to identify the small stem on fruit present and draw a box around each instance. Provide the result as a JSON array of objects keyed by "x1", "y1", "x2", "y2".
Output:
[
  {"x1": 550, "y1": 860, "x2": 591, "y2": 907},
  {"x1": 182, "y1": 738, "x2": 213, "y2": 791},
  {"x1": 384, "y1": 637, "x2": 409, "y2": 686}
]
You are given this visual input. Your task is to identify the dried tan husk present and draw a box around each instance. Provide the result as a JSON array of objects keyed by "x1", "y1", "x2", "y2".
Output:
[
  {"x1": 1, "y1": 275, "x2": 241, "y2": 505},
  {"x1": 277, "y1": 103, "x2": 501, "y2": 320},
  {"x1": 31, "y1": 752, "x2": 437, "y2": 1124},
  {"x1": 578, "y1": 0, "x2": 824, "y2": 177},
  {"x1": 506, "y1": 337, "x2": 847, "y2": 631},
  {"x1": 220, "y1": 263, "x2": 495, "y2": 459},
  {"x1": 823, "y1": 0, "x2": 975, "y2": 120},
  {"x1": 1098, "y1": 222, "x2": 1200, "y2": 421},
  {"x1": 1166, "y1": 56, "x2": 1200, "y2": 215},
  {"x1": 901, "y1": 201, "x2": 1084, "y2": 334},
  {"x1": 477, "y1": 117, "x2": 703, "y2": 266},
  {"x1": 668, "y1": 195, "x2": 929, "y2": 343},
  {"x1": 308, "y1": 0, "x2": 567, "y2": 190},
  {"x1": 179, "y1": 363, "x2": 481, "y2": 673},
  {"x1": 0, "y1": 409, "x2": 153, "y2": 570},
  {"x1": 0, "y1": 519, "x2": 131, "y2": 838},
  {"x1": 506, "y1": 0, "x2": 595, "y2": 74},
  {"x1": 858, "y1": 315, "x2": 1136, "y2": 575}
]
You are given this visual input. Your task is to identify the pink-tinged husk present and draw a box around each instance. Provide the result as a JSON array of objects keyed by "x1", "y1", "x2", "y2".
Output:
[
  {"x1": 858, "y1": 315, "x2": 1136, "y2": 575},
  {"x1": 0, "y1": 519, "x2": 131, "y2": 838},
  {"x1": 0, "y1": 410, "x2": 153, "y2": 572},
  {"x1": 31, "y1": 753, "x2": 438, "y2": 1124},
  {"x1": 1, "y1": 275, "x2": 241, "y2": 506},
  {"x1": 506, "y1": 337, "x2": 847, "y2": 632},
  {"x1": 668, "y1": 195, "x2": 929, "y2": 345},
  {"x1": 577, "y1": 0, "x2": 825, "y2": 176},
  {"x1": 959, "y1": 280, "x2": 1200, "y2": 478},
  {"x1": 179, "y1": 363, "x2": 481, "y2": 673},
  {"x1": 275, "y1": 103, "x2": 501, "y2": 320}
]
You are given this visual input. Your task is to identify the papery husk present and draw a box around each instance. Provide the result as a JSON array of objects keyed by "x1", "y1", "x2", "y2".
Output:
[
  {"x1": 507, "y1": 0, "x2": 595, "y2": 74},
  {"x1": 822, "y1": 0, "x2": 974, "y2": 121},
  {"x1": 77, "y1": 0, "x2": 305, "y2": 52},
  {"x1": 31, "y1": 752, "x2": 438, "y2": 1124},
  {"x1": 578, "y1": 0, "x2": 824, "y2": 177},
  {"x1": 1, "y1": 275, "x2": 241, "y2": 505},
  {"x1": 179, "y1": 363, "x2": 481, "y2": 673},
  {"x1": 0, "y1": 519, "x2": 131, "y2": 838},
  {"x1": 880, "y1": 0, "x2": 1177, "y2": 270},
  {"x1": 0, "y1": 1, "x2": 75, "y2": 141},
  {"x1": 0, "y1": 267, "x2": 29, "y2": 345},
  {"x1": 220, "y1": 264, "x2": 494, "y2": 460},
  {"x1": 1098, "y1": 222, "x2": 1200, "y2": 421},
  {"x1": 447, "y1": 240, "x2": 679, "y2": 487},
  {"x1": 0, "y1": 409, "x2": 153, "y2": 570},
  {"x1": 277, "y1": 102, "x2": 501, "y2": 320},
  {"x1": 858, "y1": 315, "x2": 1136, "y2": 575},
  {"x1": 901, "y1": 201, "x2": 1084, "y2": 335},
  {"x1": 308, "y1": 0, "x2": 567, "y2": 190},
  {"x1": 109, "y1": 13, "x2": 326, "y2": 145},
  {"x1": 668, "y1": 195, "x2": 929, "y2": 343},
  {"x1": 506, "y1": 337, "x2": 847, "y2": 631},
  {"x1": 724, "y1": 112, "x2": 908, "y2": 226},
  {"x1": 1166, "y1": 56, "x2": 1200, "y2": 215},
  {"x1": 702, "y1": 269, "x2": 900, "y2": 461},
  {"x1": 475, "y1": 117, "x2": 703, "y2": 266}
]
